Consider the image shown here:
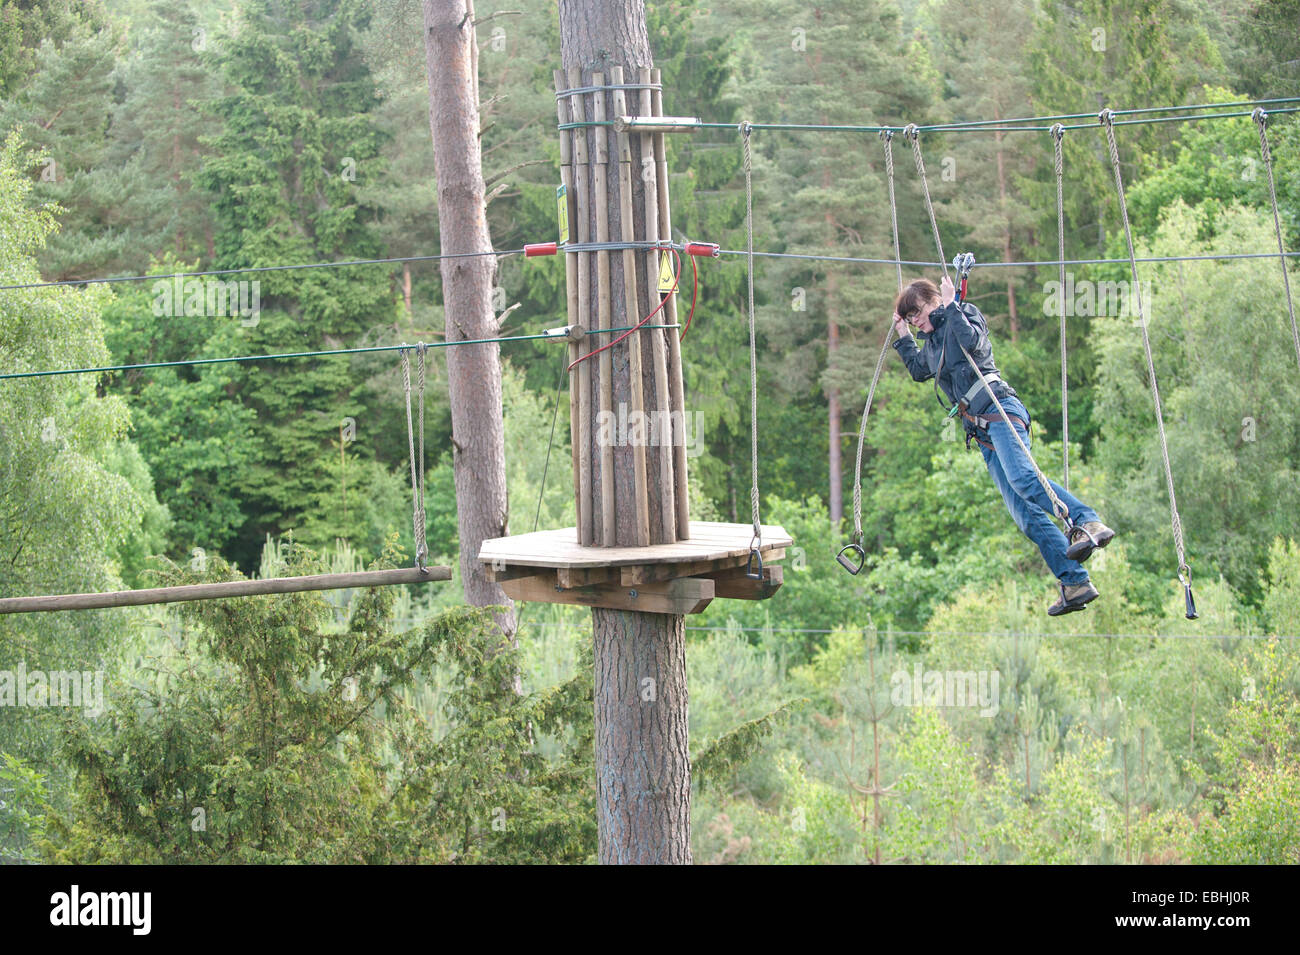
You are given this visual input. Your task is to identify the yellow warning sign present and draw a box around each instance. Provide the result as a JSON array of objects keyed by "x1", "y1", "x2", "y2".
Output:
[
  {"x1": 657, "y1": 251, "x2": 676, "y2": 293},
  {"x1": 556, "y1": 184, "x2": 569, "y2": 244}
]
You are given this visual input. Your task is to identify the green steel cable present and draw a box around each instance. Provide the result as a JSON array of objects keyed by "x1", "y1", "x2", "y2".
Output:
[
  {"x1": 0, "y1": 248, "x2": 529, "y2": 293},
  {"x1": 0, "y1": 325, "x2": 679, "y2": 382},
  {"x1": 558, "y1": 98, "x2": 1299, "y2": 135}
]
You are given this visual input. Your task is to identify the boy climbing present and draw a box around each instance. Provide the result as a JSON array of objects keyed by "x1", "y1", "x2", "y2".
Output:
[{"x1": 891, "y1": 273, "x2": 1115, "y2": 616}]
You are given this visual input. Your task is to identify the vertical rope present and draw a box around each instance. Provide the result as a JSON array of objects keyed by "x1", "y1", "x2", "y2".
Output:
[
  {"x1": 416, "y1": 342, "x2": 427, "y2": 570},
  {"x1": 741, "y1": 121, "x2": 761, "y2": 547},
  {"x1": 1252, "y1": 108, "x2": 1300, "y2": 373},
  {"x1": 848, "y1": 131, "x2": 903, "y2": 546},
  {"x1": 401, "y1": 345, "x2": 428, "y2": 572},
  {"x1": 1052, "y1": 123, "x2": 1070, "y2": 491},
  {"x1": 1099, "y1": 110, "x2": 1189, "y2": 587},
  {"x1": 907, "y1": 123, "x2": 1070, "y2": 523},
  {"x1": 905, "y1": 125, "x2": 951, "y2": 284}
]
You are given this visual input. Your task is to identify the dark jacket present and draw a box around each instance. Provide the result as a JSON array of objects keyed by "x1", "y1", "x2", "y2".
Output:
[{"x1": 892, "y1": 300, "x2": 1016, "y2": 418}]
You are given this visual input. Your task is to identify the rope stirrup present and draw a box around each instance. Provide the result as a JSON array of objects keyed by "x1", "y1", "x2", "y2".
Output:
[{"x1": 838, "y1": 130, "x2": 903, "y2": 575}]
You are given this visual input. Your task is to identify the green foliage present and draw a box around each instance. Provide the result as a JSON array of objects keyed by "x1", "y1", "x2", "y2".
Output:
[
  {"x1": 0, "y1": 752, "x2": 48, "y2": 864},
  {"x1": 0, "y1": 130, "x2": 163, "y2": 759},
  {"x1": 42, "y1": 538, "x2": 596, "y2": 863},
  {"x1": 5, "y1": 0, "x2": 1298, "y2": 866},
  {"x1": 1191, "y1": 638, "x2": 1300, "y2": 862},
  {"x1": 887, "y1": 707, "x2": 994, "y2": 863},
  {"x1": 1092, "y1": 202, "x2": 1300, "y2": 602},
  {"x1": 1261, "y1": 539, "x2": 1300, "y2": 635},
  {"x1": 195, "y1": 0, "x2": 402, "y2": 566},
  {"x1": 694, "y1": 699, "x2": 807, "y2": 794}
]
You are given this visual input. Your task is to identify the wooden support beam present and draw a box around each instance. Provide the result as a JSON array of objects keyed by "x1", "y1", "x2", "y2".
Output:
[
  {"x1": 611, "y1": 65, "x2": 651, "y2": 547},
  {"x1": 567, "y1": 66, "x2": 595, "y2": 547},
  {"x1": 618, "y1": 548, "x2": 787, "y2": 586},
  {"x1": 639, "y1": 66, "x2": 676, "y2": 542},
  {"x1": 591, "y1": 70, "x2": 616, "y2": 547},
  {"x1": 498, "y1": 572, "x2": 713, "y2": 616},
  {"x1": 0, "y1": 566, "x2": 452, "y2": 615},
  {"x1": 653, "y1": 67, "x2": 691, "y2": 541},
  {"x1": 554, "y1": 69, "x2": 586, "y2": 547},
  {"x1": 556, "y1": 565, "x2": 618, "y2": 588},
  {"x1": 702, "y1": 564, "x2": 784, "y2": 600},
  {"x1": 484, "y1": 564, "x2": 547, "y2": 584}
]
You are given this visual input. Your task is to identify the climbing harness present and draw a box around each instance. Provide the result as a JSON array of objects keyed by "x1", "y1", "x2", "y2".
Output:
[
  {"x1": 1099, "y1": 109, "x2": 1196, "y2": 618},
  {"x1": 741, "y1": 121, "x2": 764, "y2": 579},
  {"x1": 838, "y1": 131, "x2": 903, "y2": 575},
  {"x1": 1252, "y1": 108, "x2": 1300, "y2": 373},
  {"x1": 401, "y1": 343, "x2": 429, "y2": 573}
]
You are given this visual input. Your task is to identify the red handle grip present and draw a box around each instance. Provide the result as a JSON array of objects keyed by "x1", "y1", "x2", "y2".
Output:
[
  {"x1": 524, "y1": 242, "x2": 558, "y2": 257},
  {"x1": 684, "y1": 242, "x2": 720, "y2": 258}
]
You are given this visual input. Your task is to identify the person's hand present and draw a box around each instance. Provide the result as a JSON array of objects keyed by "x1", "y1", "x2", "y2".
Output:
[
  {"x1": 892, "y1": 312, "x2": 911, "y2": 337},
  {"x1": 940, "y1": 275, "x2": 955, "y2": 305}
]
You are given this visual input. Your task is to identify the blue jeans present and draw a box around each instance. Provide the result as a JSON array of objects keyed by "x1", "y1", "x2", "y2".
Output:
[{"x1": 976, "y1": 396, "x2": 1098, "y2": 585}]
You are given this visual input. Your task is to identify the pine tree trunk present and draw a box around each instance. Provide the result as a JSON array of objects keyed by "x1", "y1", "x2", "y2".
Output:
[
  {"x1": 423, "y1": 0, "x2": 517, "y2": 641},
  {"x1": 559, "y1": 0, "x2": 692, "y2": 864},
  {"x1": 592, "y1": 607, "x2": 691, "y2": 864}
]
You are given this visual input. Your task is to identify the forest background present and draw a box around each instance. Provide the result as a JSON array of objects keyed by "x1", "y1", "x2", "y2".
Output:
[{"x1": 1, "y1": 0, "x2": 1297, "y2": 863}]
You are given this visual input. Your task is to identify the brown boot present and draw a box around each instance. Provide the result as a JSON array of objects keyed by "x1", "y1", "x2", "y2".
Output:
[
  {"x1": 1048, "y1": 580, "x2": 1099, "y2": 616},
  {"x1": 1066, "y1": 521, "x2": 1115, "y2": 562}
]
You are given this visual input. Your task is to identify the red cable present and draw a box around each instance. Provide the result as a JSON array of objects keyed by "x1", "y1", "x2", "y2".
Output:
[
  {"x1": 679, "y1": 251, "x2": 699, "y2": 340},
  {"x1": 568, "y1": 248, "x2": 683, "y2": 371}
]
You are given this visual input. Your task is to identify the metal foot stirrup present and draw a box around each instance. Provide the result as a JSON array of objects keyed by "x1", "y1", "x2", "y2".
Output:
[
  {"x1": 837, "y1": 538, "x2": 866, "y2": 576},
  {"x1": 746, "y1": 534, "x2": 764, "y2": 580}
]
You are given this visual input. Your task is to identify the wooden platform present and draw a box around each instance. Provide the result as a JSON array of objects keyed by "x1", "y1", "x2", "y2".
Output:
[{"x1": 479, "y1": 521, "x2": 792, "y2": 615}]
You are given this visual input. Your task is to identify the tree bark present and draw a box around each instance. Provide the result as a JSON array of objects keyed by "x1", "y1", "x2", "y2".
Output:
[
  {"x1": 423, "y1": 0, "x2": 517, "y2": 640},
  {"x1": 559, "y1": 0, "x2": 692, "y2": 864},
  {"x1": 592, "y1": 607, "x2": 691, "y2": 864}
]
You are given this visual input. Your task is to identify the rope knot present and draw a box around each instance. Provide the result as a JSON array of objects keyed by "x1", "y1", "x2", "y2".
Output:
[
  {"x1": 1049, "y1": 122, "x2": 1065, "y2": 142},
  {"x1": 1098, "y1": 108, "x2": 1114, "y2": 127},
  {"x1": 878, "y1": 128, "x2": 894, "y2": 143},
  {"x1": 902, "y1": 123, "x2": 919, "y2": 142},
  {"x1": 1251, "y1": 107, "x2": 1267, "y2": 129}
]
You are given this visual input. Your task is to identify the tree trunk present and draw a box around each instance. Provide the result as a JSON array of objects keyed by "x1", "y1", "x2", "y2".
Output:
[
  {"x1": 423, "y1": 0, "x2": 517, "y2": 640},
  {"x1": 592, "y1": 607, "x2": 691, "y2": 864},
  {"x1": 559, "y1": 0, "x2": 692, "y2": 864}
]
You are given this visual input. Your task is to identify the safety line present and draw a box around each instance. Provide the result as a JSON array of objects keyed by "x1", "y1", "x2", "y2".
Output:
[
  {"x1": 0, "y1": 249, "x2": 528, "y2": 293},
  {"x1": 0, "y1": 325, "x2": 680, "y2": 382},
  {"x1": 514, "y1": 621, "x2": 1295, "y2": 641},
  {"x1": 557, "y1": 99, "x2": 1300, "y2": 136},
  {"x1": 715, "y1": 249, "x2": 1300, "y2": 268}
]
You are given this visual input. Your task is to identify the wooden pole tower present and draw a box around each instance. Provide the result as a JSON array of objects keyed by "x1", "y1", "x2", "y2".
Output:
[{"x1": 480, "y1": 0, "x2": 791, "y2": 864}]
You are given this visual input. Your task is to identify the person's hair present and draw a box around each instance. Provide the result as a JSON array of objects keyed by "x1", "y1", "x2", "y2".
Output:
[{"x1": 895, "y1": 278, "x2": 941, "y2": 320}]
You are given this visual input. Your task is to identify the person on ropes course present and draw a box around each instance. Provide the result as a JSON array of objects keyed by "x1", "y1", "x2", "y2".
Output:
[{"x1": 890, "y1": 273, "x2": 1115, "y2": 616}]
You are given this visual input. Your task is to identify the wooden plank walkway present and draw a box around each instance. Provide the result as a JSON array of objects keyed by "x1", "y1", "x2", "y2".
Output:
[{"x1": 478, "y1": 521, "x2": 792, "y2": 570}]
